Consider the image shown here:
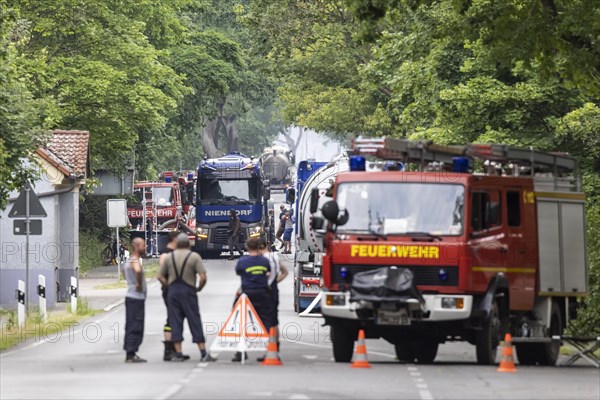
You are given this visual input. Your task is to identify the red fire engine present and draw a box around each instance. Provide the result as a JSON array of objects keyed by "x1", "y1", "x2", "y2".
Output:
[
  {"x1": 317, "y1": 137, "x2": 588, "y2": 365},
  {"x1": 128, "y1": 171, "x2": 195, "y2": 255}
]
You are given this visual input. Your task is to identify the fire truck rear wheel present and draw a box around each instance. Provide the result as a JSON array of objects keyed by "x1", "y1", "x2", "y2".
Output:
[
  {"x1": 331, "y1": 324, "x2": 356, "y2": 363},
  {"x1": 475, "y1": 300, "x2": 502, "y2": 365},
  {"x1": 516, "y1": 301, "x2": 563, "y2": 366}
]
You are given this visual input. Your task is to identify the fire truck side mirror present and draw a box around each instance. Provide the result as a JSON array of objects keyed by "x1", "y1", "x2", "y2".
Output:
[
  {"x1": 322, "y1": 200, "x2": 350, "y2": 226},
  {"x1": 286, "y1": 188, "x2": 296, "y2": 204},
  {"x1": 322, "y1": 200, "x2": 339, "y2": 222}
]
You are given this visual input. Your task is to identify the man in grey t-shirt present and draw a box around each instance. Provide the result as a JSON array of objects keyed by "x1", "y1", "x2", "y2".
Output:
[{"x1": 157, "y1": 234, "x2": 216, "y2": 362}]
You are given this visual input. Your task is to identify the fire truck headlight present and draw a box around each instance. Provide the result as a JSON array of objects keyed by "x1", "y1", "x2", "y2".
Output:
[
  {"x1": 325, "y1": 294, "x2": 346, "y2": 306},
  {"x1": 441, "y1": 297, "x2": 464, "y2": 309},
  {"x1": 248, "y1": 226, "x2": 262, "y2": 238},
  {"x1": 196, "y1": 228, "x2": 208, "y2": 239}
]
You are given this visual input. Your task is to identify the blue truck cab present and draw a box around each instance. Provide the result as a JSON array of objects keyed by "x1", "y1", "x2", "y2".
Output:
[{"x1": 195, "y1": 152, "x2": 270, "y2": 258}]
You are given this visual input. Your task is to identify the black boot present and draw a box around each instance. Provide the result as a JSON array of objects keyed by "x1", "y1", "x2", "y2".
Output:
[
  {"x1": 164, "y1": 341, "x2": 190, "y2": 361},
  {"x1": 163, "y1": 341, "x2": 175, "y2": 361}
]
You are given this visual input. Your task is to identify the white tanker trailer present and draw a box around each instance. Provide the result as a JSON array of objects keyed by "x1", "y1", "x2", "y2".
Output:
[
  {"x1": 287, "y1": 155, "x2": 349, "y2": 312},
  {"x1": 260, "y1": 146, "x2": 294, "y2": 191}
]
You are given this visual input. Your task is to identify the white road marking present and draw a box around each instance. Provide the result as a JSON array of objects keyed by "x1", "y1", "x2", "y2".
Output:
[
  {"x1": 289, "y1": 394, "x2": 311, "y2": 399},
  {"x1": 419, "y1": 390, "x2": 434, "y2": 400},
  {"x1": 103, "y1": 298, "x2": 125, "y2": 311},
  {"x1": 302, "y1": 355, "x2": 318, "y2": 360},
  {"x1": 155, "y1": 383, "x2": 183, "y2": 400},
  {"x1": 407, "y1": 366, "x2": 435, "y2": 400}
]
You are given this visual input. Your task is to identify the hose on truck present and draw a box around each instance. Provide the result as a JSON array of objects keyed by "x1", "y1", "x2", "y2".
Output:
[{"x1": 157, "y1": 219, "x2": 196, "y2": 235}]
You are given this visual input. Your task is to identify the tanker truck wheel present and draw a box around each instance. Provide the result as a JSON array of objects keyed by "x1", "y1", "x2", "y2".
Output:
[
  {"x1": 475, "y1": 299, "x2": 502, "y2": 365},
  {"x1": 331, "y1": 324, "x2": 356, "y2": 363}
]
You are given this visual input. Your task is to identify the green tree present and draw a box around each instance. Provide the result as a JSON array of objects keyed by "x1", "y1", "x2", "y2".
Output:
[
  {"x1": 14, "y1": 0, "x2": 187, "y2": 174},
  {"x1": 0, "y1": 4, "x2": 53, "y2": 210},
  {"x1": 243, "y1": 0, "x2": 391, "y2": 137}
]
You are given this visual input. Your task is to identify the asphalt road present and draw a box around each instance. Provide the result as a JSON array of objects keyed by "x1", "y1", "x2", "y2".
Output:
[{"x1": 1, "y1": 255, "x2": 599, "y2": 399}]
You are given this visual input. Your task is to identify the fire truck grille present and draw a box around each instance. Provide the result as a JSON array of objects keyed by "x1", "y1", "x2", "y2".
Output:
[
  {"x1": 211, "y1": 227, "x2": 230, "y2": 245},
  {"x1": 331, "y1": 265, "x2": 459, "y2": 287},
  {"x1": 211, "y1": 227, "x2": 246, "y2": 245}
]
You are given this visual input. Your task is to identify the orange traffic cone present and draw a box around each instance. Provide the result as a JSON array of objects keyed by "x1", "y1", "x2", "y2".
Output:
[
  {"x1": 261, "y1": 327, "x2": 283, "y2": 366},
  {"x1": 497, "y1": 333, "x2": 517, "y2": 373},
  {"x1": 351, "y1": 329, "x2": 372, "y2": 368}
]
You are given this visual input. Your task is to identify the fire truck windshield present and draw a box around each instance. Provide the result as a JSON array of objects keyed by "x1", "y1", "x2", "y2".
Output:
[
  {"x1": 336, "y1": 182, "x2": 464, "y2": 236},
  {"x1": 198, "y1": 178, "x2": 260, "y2": 204},
  {"x1": 133, "y1": 187, "x2": 174, "y2": 206}
]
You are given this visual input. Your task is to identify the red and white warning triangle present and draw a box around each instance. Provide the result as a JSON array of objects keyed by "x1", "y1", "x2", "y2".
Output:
[{"x1": 210, "y1": 293, "x2": 269, "y2": 354}]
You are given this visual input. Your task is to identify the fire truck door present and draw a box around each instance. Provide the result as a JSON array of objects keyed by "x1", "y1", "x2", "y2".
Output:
[
  {"x1": 505, "y1": 189, "x2": 536, "y2": 309},
  {"x1": 470, "y1": 190, "x2": 511, "y2": 300}
]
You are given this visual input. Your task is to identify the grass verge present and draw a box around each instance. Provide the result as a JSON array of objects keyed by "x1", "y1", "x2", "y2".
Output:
[
  {"x1": 94, "y1": 259, "x2": 159, "y2": 290},
  {"x1": 79, "y1": 232, "x2": 106, "y2": 275},
  {"x1": 0, "y1": 299, "x2": 100, "y2": 351}
]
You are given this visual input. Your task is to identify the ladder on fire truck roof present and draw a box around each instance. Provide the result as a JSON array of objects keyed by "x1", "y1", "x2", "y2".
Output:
[
  {"x1": 142, "y1": 187, "x2": 159, "y2": 257},
  {"x1": 351, "y1": 137, "x2": 581, "y2": 192}
]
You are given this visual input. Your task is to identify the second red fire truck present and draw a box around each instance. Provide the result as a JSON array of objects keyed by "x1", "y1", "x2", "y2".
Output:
[{"x1": 314, "y1": 137, "x2": 588, "y2": 365}]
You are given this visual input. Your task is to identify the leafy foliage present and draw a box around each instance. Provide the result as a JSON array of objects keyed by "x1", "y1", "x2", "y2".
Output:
[{"x1": 0, "y1": 5, "x2": 51, "y2": 210}]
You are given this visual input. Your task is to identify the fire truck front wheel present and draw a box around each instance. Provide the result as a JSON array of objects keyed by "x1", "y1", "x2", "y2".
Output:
[
  {"x1": 331, "y1": 324, "x2": 357, "y2": 363},
  {"x1": 475, "y1": 299, "x2": 502, "y2": 365}
]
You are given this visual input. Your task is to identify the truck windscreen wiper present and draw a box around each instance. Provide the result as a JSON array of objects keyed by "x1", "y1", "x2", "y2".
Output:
[
  {"x1": 402, "y1": 231, "x2": 442, "y2": 242},
  {"x1": 368, "y1": 227, "x2": 387, "y2": 240}
]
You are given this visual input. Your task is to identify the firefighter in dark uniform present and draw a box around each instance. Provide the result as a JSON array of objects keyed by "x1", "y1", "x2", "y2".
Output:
[
  {"x1": 232, "y1": 237, "x2": 275, "y2": 362},
  {"x1": 158, "y1": 231, "x2": 191, "y2": 361},
  {"x1": 157, "y1": 234, "x2": 217, "y2": 362}
]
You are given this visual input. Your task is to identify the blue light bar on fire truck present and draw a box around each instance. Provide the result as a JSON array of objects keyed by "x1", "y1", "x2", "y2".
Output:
[{"x1": 162, "y1": 171, "x2": 174, "y2": 183}]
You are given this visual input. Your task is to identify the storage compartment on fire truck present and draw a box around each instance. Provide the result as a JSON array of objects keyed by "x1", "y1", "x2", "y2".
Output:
[{"x1": 536, "y1": 193, "x2": 588, "y2": 294}]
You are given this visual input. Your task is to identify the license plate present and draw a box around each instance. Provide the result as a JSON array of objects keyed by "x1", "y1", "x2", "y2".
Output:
[
  {"x1": 377, "y1": 311, "x2": 411, "y2": 326},
  {"x1": 300, "y1": 284, "x2": 321, "y2": 293}
]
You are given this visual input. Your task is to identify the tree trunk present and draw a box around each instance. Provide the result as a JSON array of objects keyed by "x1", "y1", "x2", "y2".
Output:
[
  {"x1": 281, "y1": 126, "x2": 304, "y2": 159},
  {"x1": 224, "y1": 114, "x2": 239, "y2": 152},
  {"x1": 201, "y1": 116, "x2": 221, "y2": 158}
]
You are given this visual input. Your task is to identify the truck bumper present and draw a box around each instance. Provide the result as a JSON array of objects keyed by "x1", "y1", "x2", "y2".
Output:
[{"x1": 321, "y1": 292, "x2": 473, "y2": 322}]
